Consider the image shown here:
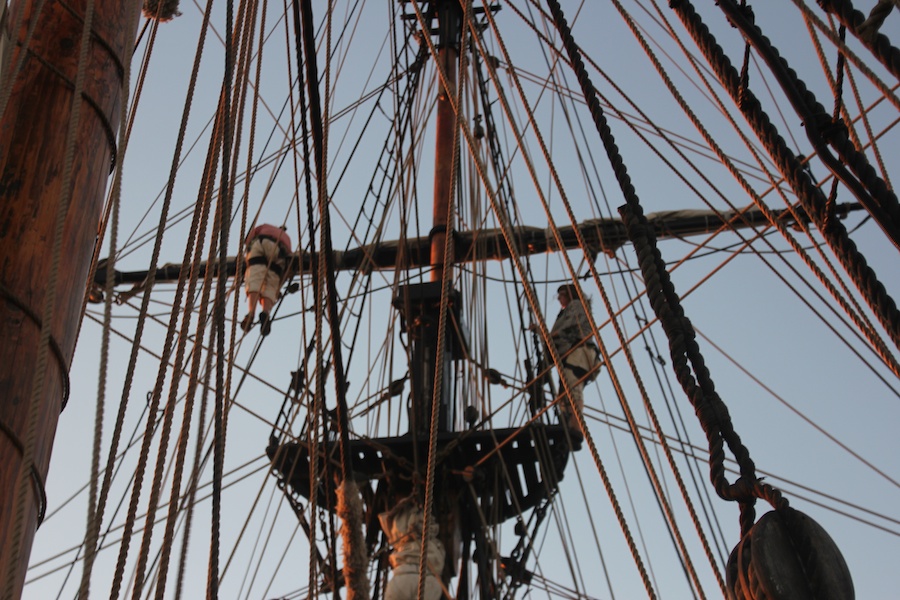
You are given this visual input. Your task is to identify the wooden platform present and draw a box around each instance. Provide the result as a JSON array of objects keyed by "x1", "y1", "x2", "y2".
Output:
[{"x1": 267, "y1": 423, "x2": 574, "y2": 525}]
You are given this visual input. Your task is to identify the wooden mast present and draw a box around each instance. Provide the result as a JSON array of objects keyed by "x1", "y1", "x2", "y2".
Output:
[
  {"x1": 0, "y1": 0, "x2": 140, "y2": 595},
  {"x1": 430, "y1": 2, "x2": 459, "y2": 285}
]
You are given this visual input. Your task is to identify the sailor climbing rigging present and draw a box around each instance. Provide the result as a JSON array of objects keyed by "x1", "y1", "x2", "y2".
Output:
[
  {"x1": 241, "y1": 223, "x2": 292, "y2": 336},
  {"x1": 546, "y1": 284, "x2": 600, "y2": 440}
]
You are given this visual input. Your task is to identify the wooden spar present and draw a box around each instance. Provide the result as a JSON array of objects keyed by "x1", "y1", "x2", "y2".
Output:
[
  {"x1": 92, "y1": 203, "x2": 859, "y2": 294},
  {"x1": 0, "y1": 0, "x2": 139, "y2": 595},
  {"x1": 430, "y1": 21, "x2": 458, "y2": 283}
]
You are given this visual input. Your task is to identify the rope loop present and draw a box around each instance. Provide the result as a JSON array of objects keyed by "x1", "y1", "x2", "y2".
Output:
[{"x1": 619, "y1": 199, "x2": 789, "y2": 541}]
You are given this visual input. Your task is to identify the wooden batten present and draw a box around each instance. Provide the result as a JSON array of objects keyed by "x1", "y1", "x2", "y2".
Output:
[{"x1": 0, "y1": 0, "x2": 139, "y2": 595}]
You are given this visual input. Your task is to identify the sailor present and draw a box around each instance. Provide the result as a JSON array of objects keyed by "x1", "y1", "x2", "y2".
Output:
[
  {"x1": 378, "y1": 495, "x2": 446, "y2": 600},
  {"x1": 241, "y1": 223, "x2": 292, "y2": 336},
  {"x1": 548, "y1": 283, "x2": 600, "y2": 437}
]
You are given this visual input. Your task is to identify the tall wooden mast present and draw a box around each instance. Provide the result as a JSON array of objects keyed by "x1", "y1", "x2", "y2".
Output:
[
  {"x1": 429, "y1": 0, "x2": 459, "y2": 284},
  {"x1": 0, "y1": 0, "x2": 139, "y2": 595},
  {"x1": 398, "y1": 0, "x2": 464, "y2": 438}
]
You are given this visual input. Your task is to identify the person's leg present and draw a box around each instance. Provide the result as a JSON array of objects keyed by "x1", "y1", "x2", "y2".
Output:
[
  {"x1": 257, "y1": 269, "x2": 282, "y2": 336},
  {"x1": 242, "y1": 291, "x2": 260, "y2": 331},
  {"x1": 243, "y1": 261, "x2": 267, "y2": 331},
  {"x1": 259, "y1": 296, "x2": 274, "y2": 335},
  {"x1": 560, "y1": 367, "x2": 584, "y2": 431}
]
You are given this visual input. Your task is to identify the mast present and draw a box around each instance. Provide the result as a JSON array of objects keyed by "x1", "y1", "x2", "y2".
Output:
[
  {"x1": 0, "y1": 0, "x2": 139, "y2": 596},
  {"x1": 430, "y1": 0, "x2": 460, "y2": 284},
  {"x1": 398, "y1": 0, "x2": 465, "y2": 438}
]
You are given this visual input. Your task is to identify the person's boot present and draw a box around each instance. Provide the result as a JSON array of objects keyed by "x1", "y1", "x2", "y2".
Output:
[
  {"x1": 241, "y1": 313, "x2": 255, "y2": 332},
  {"x1": 259, "y1": 311, "x2": 271, "y2": 336}
]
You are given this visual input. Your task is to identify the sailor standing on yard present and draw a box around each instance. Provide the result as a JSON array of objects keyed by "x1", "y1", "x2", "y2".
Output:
[
  {"x1": 241, "y1": 223, "x2": 292, "y2": 336},
  {"x1": 547, "y1": 284, "x2": 600, "y2": 436}
]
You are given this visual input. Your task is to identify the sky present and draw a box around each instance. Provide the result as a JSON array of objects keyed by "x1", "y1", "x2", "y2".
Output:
[{"x1": 17, "y1": 1, "x2": 900, "y2": 598}]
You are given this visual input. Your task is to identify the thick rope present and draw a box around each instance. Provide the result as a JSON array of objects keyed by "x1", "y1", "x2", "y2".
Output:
[
  {"x1": 598, "y1": 2, "x2": 900, "y2": 590},
  {"x1": 208, "y1": 0, "x2": 236, "y2": 594},
  {"x1": 859, "y1": 0, "x2": 900, "y2": 40},
  {"x1": 537, "y1": 2, "x2": 728, "y2": 596},
  {"x1": 672, "y1": 0, "x2": 900, "y2": 367},
  {"x1": 286, "y1": 0, "x2": 323, "y2": 594},
  {"x1": 715, "y1": 0, "x2": 900, "y2": 251},
  {"x1": 620, "y1": 203, "x2": 788, "y2": 539},
  {"x1": 817, "y1": 0, "x2": 900, "y2": 74},
  {"x1": 792, "y1": 0, "x2": 900, "y2": 113},
  {"x1": 641, "y1": 1, "x2": 900, "y2": 378}
]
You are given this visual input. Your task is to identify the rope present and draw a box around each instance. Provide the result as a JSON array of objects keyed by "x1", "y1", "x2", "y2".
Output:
[
  {"x1": 208, "y1": 0, "x2": 237, "y2": 594},
  {"x1": 79, "y1": 17, "x2": 130, "y2": 589},
  {"x1": 152, "y1": 56, "x2": 250, "y2": 591},
  {"x1": 818, "y1": 0, "x2": 900, "y2": 70},
  {"x1": 286, "y1": 0, "x2": 323, "y2": 594},
  {"x1": 629, "y1": 1, "x2": 900, "y2": 379},
  {"x1": 672, "y1": 0, "x2": 900, "y2": 368},
  {"x1": 104, "y1": 0, "x2": 217, "y2": 593},
  {"x1": 124, "y1": 4, "x2": 253, "y2": 592},
  {"x1": 790, "y1": 0, "x2": 900, "y2": 113},
  {"x1": 478, "y1": 1, "x2": 752, "y2": 596},
  {"x1": 455, "y1": 4, "x2": 663, "y2": 595},
  {"x1": 859, "y1": 0, "x2": 900, "y2": 40},
  {"x1": 220, "y1": 0, "x2": 258, "y2": 536},
  {"x1": 402, "y1": 4, "x2": 668, "y2": 597},
  {"x1": 621, "y1": 203, "x2": 789, "y2": 536},
  {"x1": 716, "y1": 0, "x2": 900, "y2": 251},
  {"x1": 589, "y1": 2, "x2": 900, "y2": 590},
  {"x1": 174, "y1": 346, "x2": 214, "y2": 600},
  {"x1": 4, "y1": 0, "x2": 94, "y2": 596},
  {"x1": 129, "y1": 93, "x2": 224, "y2": 600},
  {"x1": 842, "y1": 52, "x2": 894, "y2": 193},
  {"x1": 412, "y1": 1, "x2": 466, "y2": 598},
  {"x1": 295, "y1": 2, "x2": 364, "y2": 595},
  {"x1": 538, "y1": 2, "x2": 725, "y2": 596}
]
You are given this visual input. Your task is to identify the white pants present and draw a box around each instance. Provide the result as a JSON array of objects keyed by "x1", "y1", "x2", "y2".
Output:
[
  {"x1": 245, "y1": 238, "x2": 284, "y2": 302},
  {"x1": 560, "y1": 345, "x2": 598, "y2": 427}
]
